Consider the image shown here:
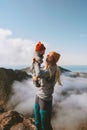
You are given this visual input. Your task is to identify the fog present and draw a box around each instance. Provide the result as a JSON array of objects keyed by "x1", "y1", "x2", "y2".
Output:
[{"x1": 7, "y1": 73, "x2": 87, "y2": 129}]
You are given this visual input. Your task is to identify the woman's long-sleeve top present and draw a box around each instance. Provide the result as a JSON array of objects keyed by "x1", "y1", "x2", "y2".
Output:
[{"x1": 34, "y1": 63, "x2": 58, "y2": 101}]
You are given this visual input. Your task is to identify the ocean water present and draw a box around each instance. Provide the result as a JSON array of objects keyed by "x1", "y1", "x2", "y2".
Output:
[
  {"x1": 62, "y1": 65, "x2": 87, "y2": 72},
  {"x1": 0, "y1": 65, "x2": 87, "y2": 72}
]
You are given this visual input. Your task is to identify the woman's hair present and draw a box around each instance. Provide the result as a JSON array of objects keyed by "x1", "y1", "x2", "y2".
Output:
[{"x1": 44, "y1": 62, "x2": 60, "y2": 84}]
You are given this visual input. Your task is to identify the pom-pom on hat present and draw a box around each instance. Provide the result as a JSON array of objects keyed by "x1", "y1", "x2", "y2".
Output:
[
  {"x1": 49, "y1": 51, "x2": 61, "y2": 63},
  {"x1": 35, "y1": 41, "x2": 46, "y2": 51}
]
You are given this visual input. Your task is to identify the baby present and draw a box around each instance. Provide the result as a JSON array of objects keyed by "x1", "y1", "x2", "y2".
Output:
[{"x1": 32, "y1": 41, "x2": 46, "y2": 87}]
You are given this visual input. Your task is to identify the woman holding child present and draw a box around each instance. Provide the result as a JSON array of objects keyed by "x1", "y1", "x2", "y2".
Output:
[{"x1": 32, "y1": 42, "x2": 62, "y2": 130}]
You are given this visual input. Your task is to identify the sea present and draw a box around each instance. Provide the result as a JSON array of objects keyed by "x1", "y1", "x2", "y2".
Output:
[
  {"x1": 61, "y1": 65, "x2": 87, "y2": 72},
  {"x1": 0, "y1": 65, "x2": 87, "y2": 73}
]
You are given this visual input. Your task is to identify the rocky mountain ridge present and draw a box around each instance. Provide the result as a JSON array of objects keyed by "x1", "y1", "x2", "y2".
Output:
[
  {"x1": 0, "y1": 67, "x2": 87, "y2": 130},
  {"x1": 0, "y1": 67, "x2": 35, "y2": 130},
  {"x1": 0, "y1": 109, "x2": 35, "y2": 130}
]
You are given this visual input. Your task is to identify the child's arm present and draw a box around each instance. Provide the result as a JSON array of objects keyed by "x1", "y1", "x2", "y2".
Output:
[
  {"x1": 32, "y1": 61, "x2": 40, "y2": 87},
  {"x1": 33, "y1": 52, "x2": 43, "y2": 64}
]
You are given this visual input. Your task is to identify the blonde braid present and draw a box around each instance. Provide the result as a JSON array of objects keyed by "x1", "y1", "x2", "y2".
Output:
[
  {"x1": 44, "y1": 63, "x2": 62, "y2": 86},
  {"x1": 55, "y1": 65, "x2": 62, "y2": 86},
  {"x1": 44, "y1": 63, "x2": 52, "y2": 79}
]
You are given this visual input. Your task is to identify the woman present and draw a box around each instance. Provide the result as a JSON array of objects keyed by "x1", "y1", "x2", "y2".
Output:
[{"x1": 33, "y1": 51, "x2": 62, "y2": 130}]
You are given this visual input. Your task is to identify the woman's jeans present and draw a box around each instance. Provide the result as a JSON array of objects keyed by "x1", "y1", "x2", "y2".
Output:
[{"x1": 34, "y1": 96, "x2": 53, "y2": 130}]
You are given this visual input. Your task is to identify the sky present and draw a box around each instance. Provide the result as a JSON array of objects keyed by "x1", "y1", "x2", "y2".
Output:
[{"x1": 0, "y1": 0, "x2": 87, "y2": 67}]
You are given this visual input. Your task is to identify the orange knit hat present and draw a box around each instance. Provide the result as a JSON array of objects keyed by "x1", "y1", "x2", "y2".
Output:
[
  {"x1": 49, "y1": 51, "x2": 61, "y2": 63},
  {"x1": 35, "y1": 41, "x2": 46, "y2": 51}
]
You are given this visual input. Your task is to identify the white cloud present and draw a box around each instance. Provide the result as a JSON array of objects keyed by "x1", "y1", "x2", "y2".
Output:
[
  {"x1": 52, "y1": 75, "x2": 87, "y2": 130},
  {"x1": 0, "y1": 28, "x2": 12, "y2": 40},
  {"x1": 0, "y1": 28, "x2": 86, "y2": 67},
  {"x1": 7, "y1": 73, "x2": 87, "y2": 130},
  {"x1": 0, "y1": 28, "x2": 35, "y2": 66},
  {"x1": 0, "y1": 28, "x2": 52, "y2": 68}
]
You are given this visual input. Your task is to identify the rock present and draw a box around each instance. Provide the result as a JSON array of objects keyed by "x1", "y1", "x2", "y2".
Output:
[
  {"x1": 0, "y1": 68, "x2": 32, "y2": 108},
  {"x1": 23, "y1": 118, "x2": 35, "y2": 130},
  {"x1": 11, "y1": 123, "x2": 27, "y2": 130},
  {"x1": 0, "y1": 110, "x2": 36, "y2": 130},
  {"x1": 58, "y1": 66, "x2": 71, "y2": 73},
  {"x1": 15, "y1": 69, "x2": 32, "y2": 81},
  {"x1": 77, "y1": 120, "x2": 87, "y2": 130},
  {"x1": 0, "y1": 110, "x2": 23, "y2": 129}
]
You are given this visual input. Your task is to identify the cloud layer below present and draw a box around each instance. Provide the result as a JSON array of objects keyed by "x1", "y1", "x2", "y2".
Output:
[{"x1": 7, "y1": 73, "x2": 87, "y2": 130}]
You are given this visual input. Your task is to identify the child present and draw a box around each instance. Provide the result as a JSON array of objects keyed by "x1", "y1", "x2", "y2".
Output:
[{"x1": 32, "y1": 41, "x2": 46, "y2": 87}]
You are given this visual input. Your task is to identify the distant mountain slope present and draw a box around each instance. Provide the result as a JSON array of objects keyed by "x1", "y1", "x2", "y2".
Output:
[
  {"x1": 0, "y1": 68, "x2": 31, "y2": 107},
  {"x1": 58, "y1": 66, "x2": 71, "y2": 73},
  {"x1": 21, "y1": 65, "x2": 71, "y2": 74}
]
